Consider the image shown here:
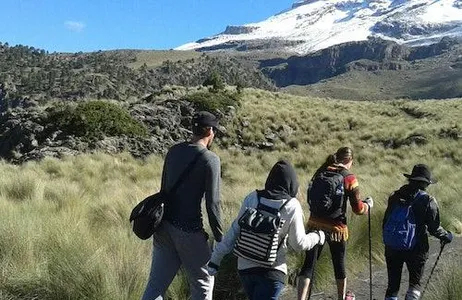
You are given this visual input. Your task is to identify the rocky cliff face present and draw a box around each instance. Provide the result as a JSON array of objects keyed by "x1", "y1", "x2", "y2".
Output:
[
  {"x1": 260, "y1": 37, "x2": 460, "y2": 86},
  {"x1": 222, "y1": 26, "x2": 258, "y2": 35}
]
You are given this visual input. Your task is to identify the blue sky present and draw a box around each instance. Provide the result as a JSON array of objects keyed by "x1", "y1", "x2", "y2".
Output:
[{"x1": 0, "y1": 0, "x2": 294, "y2": 53}]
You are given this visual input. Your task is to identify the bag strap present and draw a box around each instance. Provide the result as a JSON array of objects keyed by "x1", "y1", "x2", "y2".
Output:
[
  {"x1": 276, "y1": 199, "x2": 293, "y2": 251},
  {"x1": 410, "y1": 190, "x2": 427, "y2": 205},
  {"x1": 256, "y1": 191, "x2": 293, "y2": 212},
  {"x1": 255, "y1": 192, "x2": 293, "y2": 255},
  {"x1": 165, "y1": 148, "x2": 207, "y2": 196},
  {"x1": 279, "y1": 197, "x2": 292, "y2": 211}
]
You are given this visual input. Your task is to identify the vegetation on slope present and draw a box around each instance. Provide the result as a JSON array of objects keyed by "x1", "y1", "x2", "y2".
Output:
[
  {"x1": 0, "y1": 42, "x2": 274, "y2": 108},
  {"x1": 0, "y1": 89, "x2": 461, "y2": 299}
]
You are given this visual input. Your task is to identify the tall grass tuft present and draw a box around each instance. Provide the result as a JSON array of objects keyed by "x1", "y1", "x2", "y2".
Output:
[{"x1": 425, "y1": 257, "x2": 462, "y2": 300}]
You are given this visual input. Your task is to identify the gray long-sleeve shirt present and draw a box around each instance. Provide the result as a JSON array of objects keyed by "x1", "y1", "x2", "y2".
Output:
[{"x1": 161, "y1": 142, "x2": 223, "y2": 241}]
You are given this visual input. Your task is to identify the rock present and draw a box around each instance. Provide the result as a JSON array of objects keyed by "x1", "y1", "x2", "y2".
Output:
[
  {"x1": 222, "y1": 25, "x2": 258, "y2": 35},
  {"x1": 265, "y1": 132, "x2": 277, "y2": 142},
  {"x1": 402, "y1": 134, "x2": 427, "y2": 146},
  {"x1": 258, "y1": 141, "x2": 275, "y2": 150},
  {"x1": 278, "y1": 124, "x2": 294, "y2": 140}
]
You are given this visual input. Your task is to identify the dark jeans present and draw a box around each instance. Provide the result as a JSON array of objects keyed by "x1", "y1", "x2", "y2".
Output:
[
  {"x1": 299, "y1": 240, "x2": 346, "y2": 279},
  {"x1": 384, "y1": 246, "x2": 428, "y2": 297},
  {"x1": 239, "y1": 273, "x2": 285, "y2": 300}
]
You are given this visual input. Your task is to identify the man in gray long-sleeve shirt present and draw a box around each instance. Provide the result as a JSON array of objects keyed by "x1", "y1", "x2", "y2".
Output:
[{"x1": 142, "y1": 111, "x2": 223, "y2": 300}]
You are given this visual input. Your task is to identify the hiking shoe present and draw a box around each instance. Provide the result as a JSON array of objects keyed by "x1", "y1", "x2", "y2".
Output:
[{"x1": 405, "y1": 288, "x2": 421, "y2": 300}]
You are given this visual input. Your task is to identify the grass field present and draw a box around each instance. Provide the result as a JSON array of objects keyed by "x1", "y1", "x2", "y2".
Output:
[{"x1": 0, "y1": 89, "x2": 461, "y2": 299}]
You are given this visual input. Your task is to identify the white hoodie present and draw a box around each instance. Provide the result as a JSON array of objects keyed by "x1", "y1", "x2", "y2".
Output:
[{"x1": 210, "y1": 191, "x2": 321, "y2": 274}]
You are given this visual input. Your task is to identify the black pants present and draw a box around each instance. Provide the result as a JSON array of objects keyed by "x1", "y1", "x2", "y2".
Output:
[
  {"x1": 299, "y1": 239, "x2": 346, "y2": 279},
  {"x1": 384, "y1": 246, "x2": 428, "y2": 297}
]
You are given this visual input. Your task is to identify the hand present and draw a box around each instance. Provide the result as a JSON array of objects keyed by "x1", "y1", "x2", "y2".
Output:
[
  {"x1": 363, "y1": 196, "x2": 374, "y2": 209},
  {"x1": 316, "y1": 230, "x2": 325, "y2": 245},
  {"x1": 206, "y1": 261, "x2": 219, "y2": 276},
  {"x1": 440, "y1": 231, "x2": 453, "y2": 245}
]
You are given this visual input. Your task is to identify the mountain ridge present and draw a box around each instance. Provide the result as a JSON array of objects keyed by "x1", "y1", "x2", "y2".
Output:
[{"x1": 176, "y1": 0, "x2": 462, "y2": 54}]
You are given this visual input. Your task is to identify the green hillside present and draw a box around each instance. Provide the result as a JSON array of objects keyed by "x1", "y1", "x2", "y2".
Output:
[{"x1": 1, "y1": 89, "x2": 461, "y2": 300}]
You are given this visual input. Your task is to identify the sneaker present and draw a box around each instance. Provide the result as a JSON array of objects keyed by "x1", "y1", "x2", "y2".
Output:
[{"x1": 405, "y1": 289, "x2": 421, "y2": 300}]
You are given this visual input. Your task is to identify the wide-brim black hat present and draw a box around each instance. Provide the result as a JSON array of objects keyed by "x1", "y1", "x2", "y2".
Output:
[{"x1": 403, "y1": 164, "x2": 436, "y2": 184}]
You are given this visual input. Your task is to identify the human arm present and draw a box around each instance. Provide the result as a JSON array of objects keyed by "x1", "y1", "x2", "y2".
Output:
[
  {"x1": 160, "y1": 151, "x2": 170, "y2": 191},
  {"x1": 209, "y1": 193, "x2": 253, "y2": 267},
  {"x1": 426, "y1": 196, "x2": 452, "y2": 244},
  {"x1": 205, "y1": 154, "x2": 223, "y2": 242},
  {"x1": 344, "y1": 174, "x2": 369, "y2": 215},
  {"x1": 287, "y1": 200, "x2": 324, "y2": 252}
]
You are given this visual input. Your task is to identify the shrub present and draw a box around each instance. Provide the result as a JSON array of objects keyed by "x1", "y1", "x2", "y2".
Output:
[
  {"x1": 184, "y1": 90, "x2": 240, "y2": 112},
  {"x1": 46, "y1": 101, "x2": 148, "y2": 139},
  {"x1": 202, "y1": 71, "x2": 225, "y2": 92}
]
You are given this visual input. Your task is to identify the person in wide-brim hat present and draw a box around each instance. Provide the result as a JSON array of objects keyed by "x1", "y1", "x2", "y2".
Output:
[{"x1": 383, "y1": 163, "x2": 452, "y2": 300}]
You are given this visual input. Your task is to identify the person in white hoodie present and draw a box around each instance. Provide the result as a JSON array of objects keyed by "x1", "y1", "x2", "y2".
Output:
[{"x1": 206, "y1": 160, "x2": 325, "y2": 300}]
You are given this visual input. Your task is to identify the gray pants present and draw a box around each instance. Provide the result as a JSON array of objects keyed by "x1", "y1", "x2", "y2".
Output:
[{"x1": 142, "y1": 221, "x2": 214, "y2": 300}]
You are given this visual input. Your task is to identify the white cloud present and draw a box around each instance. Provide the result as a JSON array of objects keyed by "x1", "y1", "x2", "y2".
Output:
[{"x1": 65, "y1": 21, "x2": 86, "y2": 33}]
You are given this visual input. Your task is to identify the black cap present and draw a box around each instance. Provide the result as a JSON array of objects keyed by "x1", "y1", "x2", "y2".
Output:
[
  {"x1": 192, "y1": 111, "x2": 219, "y2": 128},
  {"x1": 403, "y1": 164, "x2": 437, "y2": 184}
]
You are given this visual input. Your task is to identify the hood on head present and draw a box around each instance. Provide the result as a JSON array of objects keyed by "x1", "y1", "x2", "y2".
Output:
[{"x1": 261, "y1": 160, "x2": 299, "y2": 200}]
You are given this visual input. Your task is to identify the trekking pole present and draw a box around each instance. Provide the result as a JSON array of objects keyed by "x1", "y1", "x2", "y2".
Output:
[
  {"x1": 421, "y1": 243, "x2": 446, "y2": 299},
  {"x1": 307, "y1": 245, "x2": 320, "y2": 300},
  {"x1": 368, "y1": 205, "x2": 373, "y2": 300}
]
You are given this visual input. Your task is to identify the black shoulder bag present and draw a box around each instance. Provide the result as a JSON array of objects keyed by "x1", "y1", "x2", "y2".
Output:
[{"x1": 129, "y1": 148, "x2": 206, "y2": 240}]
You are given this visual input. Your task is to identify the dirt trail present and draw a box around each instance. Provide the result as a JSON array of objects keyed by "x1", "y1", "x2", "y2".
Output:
[{"x1": 280, "y1": 237, "x2": 462, "y2": 300}]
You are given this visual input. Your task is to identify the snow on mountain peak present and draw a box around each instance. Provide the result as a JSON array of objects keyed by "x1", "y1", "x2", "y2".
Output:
[{"x1": 175, "y1": 0, "x2": 462, "y2": 54}]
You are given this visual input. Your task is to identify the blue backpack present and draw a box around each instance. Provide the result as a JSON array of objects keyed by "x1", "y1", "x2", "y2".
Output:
[{"x1": 383, "y1": 190, "x2": 426, "y2": 250}]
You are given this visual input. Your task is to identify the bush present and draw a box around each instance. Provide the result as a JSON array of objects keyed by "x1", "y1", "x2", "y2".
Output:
[
  {"x1": 184, "y1": 90, "x2": 240, "y2": 112},
  {"x1": 46, "y1": 101, "x2": 148, "y2": 139},
  {"x1": 203, "y1": 71, "x2": 225, "y2": 92}
]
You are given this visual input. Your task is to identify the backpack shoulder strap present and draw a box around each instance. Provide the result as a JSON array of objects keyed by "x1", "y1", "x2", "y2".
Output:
[
  {"x1": 409, "y1": 190, "x2": 429, "y2": 207},
  {"x1": 166, "y1": 148, "x2": 207, "y2": 196},
  {"x1": 412, "y1": 190, "x2": 428, "y2": 203},
  {"x1": 338, "y1": 168, "x2": 351, "y2": 178},
  {"x1": 256, "y1": 190, "x2": 262, "y2": 206},
  {"x1": 275, "y1": 198, "x2": 293, "y2": 251},
  {"x1": 278, "y1": 198, "x2": 293, "y2": 211},
  {"x1": 256, "y1": 191, "x2": 292, "y2": 213}
]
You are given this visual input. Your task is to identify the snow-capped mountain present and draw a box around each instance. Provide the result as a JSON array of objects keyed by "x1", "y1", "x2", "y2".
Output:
[{"x1": 176, "y1": 0, "x2": 462, "y2": 54}]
